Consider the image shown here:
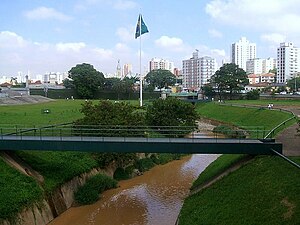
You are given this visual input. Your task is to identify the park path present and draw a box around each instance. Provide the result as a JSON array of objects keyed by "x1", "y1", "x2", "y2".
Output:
[{"x1": 275, "y1": 106, "x2": 300, "y2": 156}]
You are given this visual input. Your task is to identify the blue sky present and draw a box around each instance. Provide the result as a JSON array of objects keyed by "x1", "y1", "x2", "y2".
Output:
[{"x1": 1, "y1": 0, "x2": 300, "y2": 78}]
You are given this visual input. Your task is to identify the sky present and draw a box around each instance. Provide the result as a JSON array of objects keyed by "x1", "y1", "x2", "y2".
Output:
[{"x1": 1, "y1": 0, "x2": 300, "y2": 79}]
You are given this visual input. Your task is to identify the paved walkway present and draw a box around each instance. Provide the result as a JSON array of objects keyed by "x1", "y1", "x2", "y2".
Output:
[{"x1": 275, "y1": 107, "x2": 300, "y2": 156}]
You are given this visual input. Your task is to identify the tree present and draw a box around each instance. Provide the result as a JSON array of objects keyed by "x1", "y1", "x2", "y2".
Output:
[
  {"x1": 75, "y1": 100, "x2": 145, "y2": 136},
  {"x1": 246, "y1": 89, "x2": 260, "y2": 100},
  {"x1": 145, "y1": 69, "x2": 176, "y2": 91},
  {"x1": 145, "y1": 98, "x2": 197, "y2": 136},
  {"x1": 62, "y1": 78, "x2": 75, "y2": 89},
  {"x1": 104, "y1": 77, "x2": 136, "y2": 93},
  {"x1": 68, "y1": 63, "x2": 105, "y2": 99},
  {"x1": 202, "y1": 84, "x2": 215, "y2": 98},
  {"x1": 287, "y1": 76, "x2": 300, "y2": 92},
  {"x1": 211, "y1": 63, "x2": 248, "y2": 100}
]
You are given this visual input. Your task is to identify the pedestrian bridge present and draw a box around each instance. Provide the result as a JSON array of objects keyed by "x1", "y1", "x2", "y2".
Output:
[{"x1": 0, "y1": 124, "x2": 282, "y2": 155}]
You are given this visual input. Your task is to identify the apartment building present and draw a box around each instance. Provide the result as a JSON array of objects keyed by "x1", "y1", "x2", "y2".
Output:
[
  {"x1": 182, "y1": 51, "x2": 216, "y2": 90},
  {"x1": 277, "y1": 42, "x2": 299, "y2": 83},
  {"x1": 246, "y1": 58, "x2": 276, "y2": 74},
  {"x1": 149, "y1": 58, "x2": 174, "y2": 73},
  {"x1": 231, "y1": 37, "x2": 256, "y2": 71}
]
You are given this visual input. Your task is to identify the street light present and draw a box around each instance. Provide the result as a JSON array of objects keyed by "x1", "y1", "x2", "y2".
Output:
[{"x1": 292, "y1": 59, "x2": 298, "y2": 93}]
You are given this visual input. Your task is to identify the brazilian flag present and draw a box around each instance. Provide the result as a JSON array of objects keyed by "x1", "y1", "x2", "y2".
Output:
[{"x1": 135, "y1": 14, "x2": 149, "y2": 39}]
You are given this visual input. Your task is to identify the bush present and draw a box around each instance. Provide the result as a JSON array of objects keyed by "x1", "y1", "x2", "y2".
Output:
[
  {"x1": 74, "y1": 174, "x2": 117, "y2": 205},
  {"x1": 213, "y1": 125, "x2": 246, "y2": 139},
  {"x1": 134, "y1": 158, "x2": 155, "y2": 172},
  {"x1": 113, "y1": 167, "x2": 131, "y2": 180},
  {"x1": 246, "y1": 90, "x2": 260, "y2": 100},
  {"x1": 151, "y1": 153, "x2": 183, "y2": 165},
  {"x1": 146, "y1": 98, "x2": 197, "y2": 137}
]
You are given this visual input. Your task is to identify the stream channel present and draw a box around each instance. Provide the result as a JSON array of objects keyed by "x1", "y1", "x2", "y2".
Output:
[{"x1": 48, "y1": 121, "x2": 220, "y2": 225}]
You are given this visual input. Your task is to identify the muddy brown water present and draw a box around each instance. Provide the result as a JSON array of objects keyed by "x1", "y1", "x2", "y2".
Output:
[{"x1": 48, "y1": 154, "x2": 219, "y2": 225}]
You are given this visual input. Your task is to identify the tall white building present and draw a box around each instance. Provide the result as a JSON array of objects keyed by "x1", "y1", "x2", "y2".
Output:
[
  {"x1": 277, "y1": 42, "x2": 299, "y2": 83},
  {"x1": 246, "y1": 57, "x2": 276, "y2": 74},
  {"x1": 123, "y1": 64, "x2": 132, "y2": 77},
  {"x1": 182, "y1": 51, "x2": 216, "y2": 90},
  {"x1": 149, "y1": 58, "x2": 174, "y2": 73},
  {"x1": 231, "y1": 37, "x2": 256, "y2": 71}
]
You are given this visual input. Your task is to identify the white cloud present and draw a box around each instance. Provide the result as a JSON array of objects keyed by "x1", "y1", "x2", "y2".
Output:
[
  {"x1": 74, "y1": 0, "x2": 137, "y2": 11},
  {"x1": 208, "y1": 29, "x2": 223, "y2": 38},
  {"x1": 260, "y1": 33, "x2": 286, "y2": 45},
  {"x1": 0, "y1": 31, "x2": 27, "y2": 48},
  {"x1": 211, "y1": 49, "x2": 226, "y2": 57},
  {"x1": 93, "y1": 48, "x2": 114, "y2": 60},
  {"x1": 113, "y1": 0, "x2": 137, "y2": 10},
  {"x1": 24, "y1": 7, "x2": 72, "y2": 21},
  {"x1": 155, "y1": 36, "x2": 185, "y2": 52},
  {"x1": 0, "y1": 31, "x2": 131, "y2": 76},
  {"x1": 116, "y1": 27, "x2": 134, "y2": 42},
  {"x1": 205, "y1": 0, "x2": 300, "y2": 35},
  {"x1": 56, "y1": 42, "x2": 86, "y2": 52},
  {"x1": 115, "y1": 43, "x2": 130, "y2": 52}
]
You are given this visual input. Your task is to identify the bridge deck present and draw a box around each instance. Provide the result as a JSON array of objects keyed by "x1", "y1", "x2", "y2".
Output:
[{"x1": 0, "y1": 136, "x2": 282, "y2": 155}]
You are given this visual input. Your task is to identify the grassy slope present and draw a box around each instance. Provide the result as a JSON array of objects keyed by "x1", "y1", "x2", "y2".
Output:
[
  {"x1": 0, "y1": 158, "x2": 43, "y2": 221},
  {"x1": 179, "y1": 156, "x2": 300, "y2": 225},
  {"x1": 179, "y1": 101, "x2": 300, "y2": 225},
  {"x1": 191, "y1": 154, "x2": 246, "y2": 189},
  {"x1": 228, "y1": 99, "x2": 300, "y2": 106},
  {"x1": 0, "y1": 100, "x2": 96, "y2": 219},
  {"x1": 196, "y1": 102, "x2": 293, "y2": 131},
  {"x1": 16, "y1": 151, "x2": 97, "y2": 193}
]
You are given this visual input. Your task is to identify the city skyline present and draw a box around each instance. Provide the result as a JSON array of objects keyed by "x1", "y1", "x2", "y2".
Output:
[{"x1": 1, "y1": 0, "x2": 300, "y2": 78}]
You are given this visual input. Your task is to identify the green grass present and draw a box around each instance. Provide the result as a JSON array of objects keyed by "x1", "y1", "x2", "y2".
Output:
[
  {"x1": 74, "y1": 174, "x2": 117, "y2": 205},
  {"x1": 180, "y1": 101, "x2": 300, "y2": 225},
  {"x1": 196, "y1": 102, "x2": 294, "y2": 137},
  {"x1": 227, "y1": 99, "x2": 300, "y2": 106},
  {"x1": 191, "y1": 154, "x2": 247, "y2": 189},
  {"x1": 179, "y1": 156, "x2": 300, "y2": 225},
  {"x1": 15, "y1": 151, "x2": 97, "y2": 193},
  {"x1": 0, "y1": 157, "x2": 43, "y2": 220},
  {"x1": 0, "y1": 100, "x2": 85, "y2": 127}
]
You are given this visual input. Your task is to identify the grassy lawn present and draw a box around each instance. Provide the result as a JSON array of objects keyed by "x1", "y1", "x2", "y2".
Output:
[
  {"x1": 227, "y1": 99, "x2": 300, "y2": 106},
  {"x1": 179, "y1": 156, "x2": 300, "y2": 225},
  {"x1": 0, "y1": 100, "x2": 85, "y2": 127},
  {"x1": 196, "y1": 102, "x2": 295, "y2": 137},
  {"x1": 0, "y1": 157, "x2": 43, "y2": 221}
]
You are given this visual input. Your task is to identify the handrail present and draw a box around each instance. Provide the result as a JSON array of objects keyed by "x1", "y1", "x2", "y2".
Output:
[
  {"x1": 264, "y1": 114, "x2": 297, "y2": 139},
  {"x1": 271, "y1": 149, "x2": 300, "y2": 169},
  {"x1": 218, "y1": 102, "x2": 297, "y2": 139}
]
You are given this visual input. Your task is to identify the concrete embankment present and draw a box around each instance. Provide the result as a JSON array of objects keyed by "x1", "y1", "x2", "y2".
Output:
[{"x1": 0, "y1": 159, "x2": 117, "y2": 225}]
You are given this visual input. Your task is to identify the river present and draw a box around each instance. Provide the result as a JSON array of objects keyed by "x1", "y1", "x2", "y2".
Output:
[{"x1": 48, "y1": 154, "x2": 219, "y2": 225}]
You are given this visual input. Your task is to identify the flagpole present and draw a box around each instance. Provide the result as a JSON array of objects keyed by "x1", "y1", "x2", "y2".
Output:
[{"x1": 139, "y1": 14, "x2": 143, "y2": 107}]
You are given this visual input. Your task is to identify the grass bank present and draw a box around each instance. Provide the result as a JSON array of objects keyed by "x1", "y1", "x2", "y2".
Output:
[
  {"x1": 0, "y1": 157, "x2": 43, "y2": 221},
  {"x1": 179, "y1": 156, "x2": 300, "y2": 225},
  {"x1": 228, "y1": 99, "x2": 300, "y2": 106},
  {"x1": 179, "y1": 101, "x2": 300, "y2": 224},
  {"x1": 196, "y1": 102, "x2": 295, "y2": 138},
  {"x1": 0, "y1": 99, "x2": 185, "y2": 220}
]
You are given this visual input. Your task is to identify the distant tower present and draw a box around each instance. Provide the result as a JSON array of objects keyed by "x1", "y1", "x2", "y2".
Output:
[{"x1": 116, "y1": 59, "x2": 122, "y2": 78}]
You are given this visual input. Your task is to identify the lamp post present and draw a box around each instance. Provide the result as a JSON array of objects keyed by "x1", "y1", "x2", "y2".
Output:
[
  {"x1": 292, "y1": 59, "x2": 298, "y2": 93},
  {"x1": 295, "y1": 73, "x2": 297, "y2": 92}
]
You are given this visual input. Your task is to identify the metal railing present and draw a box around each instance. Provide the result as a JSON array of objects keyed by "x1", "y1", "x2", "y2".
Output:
[
  {"x1": 0, "y1": 123, "x2": 271, "y2": 141},
  {"x1": 218, "y1": 102, "x2": 298, "y2": 139}
]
